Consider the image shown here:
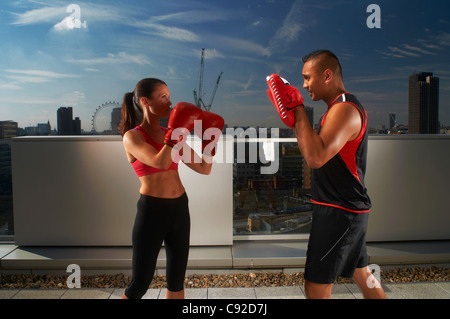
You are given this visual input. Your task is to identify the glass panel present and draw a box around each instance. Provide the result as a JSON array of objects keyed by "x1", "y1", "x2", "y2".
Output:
[
  {"x1": 233, "y1": 138, "x2": 312, "y2": 237},
  {"x1": 0, "y1": 138, "x2": 14, "y2": 237}
]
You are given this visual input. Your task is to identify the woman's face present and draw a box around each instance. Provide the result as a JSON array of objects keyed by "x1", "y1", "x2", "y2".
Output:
[{"x1": 143, "y1": 84, "x2": 172, "y2": 117}]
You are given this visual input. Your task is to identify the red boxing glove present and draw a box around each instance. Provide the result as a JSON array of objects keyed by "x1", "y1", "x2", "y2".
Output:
[
  {"x1": 164, "y1": 102, "x2": 203, "y2": 149},
  {"x1": 266, "y1": 74, "x2": 304, "y2": 128},
  {"x1": 195, "y1": 111, "x2": 224, "y2": 157}
]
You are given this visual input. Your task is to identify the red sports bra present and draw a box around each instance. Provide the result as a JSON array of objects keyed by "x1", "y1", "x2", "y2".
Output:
[{"x1": 131, "y1": 125, "x2": 179, "y2": 177}]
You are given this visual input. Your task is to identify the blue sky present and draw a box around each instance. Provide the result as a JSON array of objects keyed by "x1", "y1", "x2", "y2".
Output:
[{"x1": 1, "y1": 0, "x2": 449, "y2": 132}]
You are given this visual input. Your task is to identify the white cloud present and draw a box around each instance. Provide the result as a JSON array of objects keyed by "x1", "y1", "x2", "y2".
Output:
[
  {"x1": 433, "y1": 32, "x2": 450, "y2": 46},
  {"x1": 5, "y1": 69, "x2": 81, "y2": 84},
  {"x1": 202, "y1": 48, "x2": 224, "y2": 60},
  {"x1": 6, "y1": 75, "x2": 51, "y2": 83},
  {"x1": 83, "y1": 68, "x2": 100, "y2": 72},
  {"x1": 6, "y1": 69, "x2": 80, "y2": 78},
  {"x1": 206, "y1": 35, "x2": 266, "y2": 56},
  {"x1": 133, "y1": 8, "x2": 238, "y2": 43},
  {"x1": 402, "y1": 44, "x2": 434, "y2": 55},
  {"x1": 0, "y1": 95, "x2": 56, "y2": 105},
  {"x1": 10, "y1": 2, "x2": 122, "y2": 30},
  {"x1": 149, "y1": 10, "x2": 232, "y2": 24},
  {"x1": 60, "y1": 91, "x2": 86, "y2": 107},
  {"x1": 0, "y1": 82, "x2": 22, "y2": 90},
  {"x1": 379, "y1": 44, "x2": 435, "y2": 59},
  {"x1": 11, "y1": 3, "x2": 205, "y2": 42},
  {"x1": 346, "y1": 74, "x2": 406, "y2": 84},
  {"x1": 11, "y1": 6, "x2": 66, "y2": 26},
  {"x1": 138, "y1": 22, "x2": 200, "y2": 42},
  {"x1": 227, "y1": 74, "x2": 254, "y2": 91},
  {"x1": 67, "y1": 52, "x2": 151, "y2": 65},
  {"x1": 379, "y1": 32, "x2": 447, "y2": 59},
  {"x1": 263, "y1": 0, "x2": 305, "y2": 57}
]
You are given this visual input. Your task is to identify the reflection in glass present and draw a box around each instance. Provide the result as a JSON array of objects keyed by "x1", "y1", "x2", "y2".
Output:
[{"x1": 233, "y1": 140, "x2": 312, "y2": 236}]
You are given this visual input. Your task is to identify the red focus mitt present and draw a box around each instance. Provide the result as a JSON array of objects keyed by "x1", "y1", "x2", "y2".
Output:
[{"x1": 266, "y1": 74, "x2": 304, "y2": 128}]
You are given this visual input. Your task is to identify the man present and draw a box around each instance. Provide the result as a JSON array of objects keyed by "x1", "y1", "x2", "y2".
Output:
[{"x1": 266, "y1": 50, "x2": 386, "y2": 299}]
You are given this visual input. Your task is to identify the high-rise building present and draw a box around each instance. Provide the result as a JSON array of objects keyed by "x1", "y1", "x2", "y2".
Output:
[
  {"x1": 388, "y1": 113, "x2": 397, "y2": 131},
  {"x1": 111, "y1": 108, "x2": 121, "y2": 135},
  {"x1": 57, "y1": 107, "x2": 72, "y2": 135},
  {"x1": 0, "y1": 121, "x2": 18, "y2": 139},
  {"x1": 57, "y1": 107, "x2": 81, "y2": 135},
  {"x1": 408, "y1": 72, "x2": 439, "y2": 134}
]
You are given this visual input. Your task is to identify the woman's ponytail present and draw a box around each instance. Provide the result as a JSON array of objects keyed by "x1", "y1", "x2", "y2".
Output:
[{"x1": 119, "y1": 91, "x2": 141, "y2": 136}]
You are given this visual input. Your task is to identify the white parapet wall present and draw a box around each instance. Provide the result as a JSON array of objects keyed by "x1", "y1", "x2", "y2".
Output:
[
  {"x1": 11, "y1": 134, "x2": 450, "y2": 246},
  {"x1": 365, "y1": 135, "x2": 450, "y2": 242},
  {"x1": 11, "y1": 135, "x2": 233, "y2": 246}
]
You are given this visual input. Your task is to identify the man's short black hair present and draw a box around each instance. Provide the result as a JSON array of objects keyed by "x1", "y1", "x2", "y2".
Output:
[{"x1": 302, "y1": 49, "x2": 343, "y2": 79}]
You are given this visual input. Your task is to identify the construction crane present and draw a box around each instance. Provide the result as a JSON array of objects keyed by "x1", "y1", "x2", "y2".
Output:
[{"x1": 193, "y1": 48, "x2": 223, "y2": 112}]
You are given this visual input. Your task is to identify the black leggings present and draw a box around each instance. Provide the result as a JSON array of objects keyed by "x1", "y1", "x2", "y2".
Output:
[{"x1": 124, "y1": 193, "x2": 190, "y2": 299}]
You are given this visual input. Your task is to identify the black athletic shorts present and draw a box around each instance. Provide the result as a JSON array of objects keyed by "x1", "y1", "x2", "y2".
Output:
[{"x1": 304, "y1": 204, "x2": 369, "y2": 284}]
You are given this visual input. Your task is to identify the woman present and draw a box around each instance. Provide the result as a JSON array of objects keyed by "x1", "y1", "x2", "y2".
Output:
[{"x1": 119, "y1": 78, "x2": 219, "y2": 299}]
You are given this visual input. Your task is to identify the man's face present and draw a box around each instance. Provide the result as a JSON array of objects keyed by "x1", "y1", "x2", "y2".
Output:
[{"x1": 302, "y1": 60, "x2": 325, "y2": 101}]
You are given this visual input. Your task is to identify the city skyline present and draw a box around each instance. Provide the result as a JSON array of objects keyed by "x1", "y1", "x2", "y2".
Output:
[{"x1": 1, "y1": 0, "x2": 449, "y2": 131}]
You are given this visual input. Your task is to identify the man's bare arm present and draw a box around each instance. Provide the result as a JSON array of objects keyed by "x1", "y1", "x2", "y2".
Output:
[{"x1": 293, "y1": 102, "x2": 362, "y2": 169}]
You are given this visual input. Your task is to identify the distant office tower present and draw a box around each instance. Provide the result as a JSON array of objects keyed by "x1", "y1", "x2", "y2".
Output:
[
  {"x1": 408, "y1": 72, "x2": 439, "y2": 134},
  {"x1": 111, "y1": 108, "x2": 121, "y2": 135},
  {"x1": 388, "y1": 113, "x2": 397, "y2": 131},
  {"x1": 57, "y1": 107, "x2": 72, "y2": 135},
  {"x1": 57, "y1": 107, "x2": 81, "y2": 135},
  {"x1": 73, "y1": 117, "x2": 81, "y2": 135},
  {"x1": 0, "y1": 121, "x2": 18, "y2": 139}
]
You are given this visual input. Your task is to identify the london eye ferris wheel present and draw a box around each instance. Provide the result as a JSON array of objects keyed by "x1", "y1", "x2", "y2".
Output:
[{"x1": 91, "y1": 101, "x2": 121, "y2": 134}]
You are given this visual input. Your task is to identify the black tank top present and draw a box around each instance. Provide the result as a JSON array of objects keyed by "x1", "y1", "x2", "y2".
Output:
[{"x1": 311, "y1": 93, "x2": 371, "y2": 213}]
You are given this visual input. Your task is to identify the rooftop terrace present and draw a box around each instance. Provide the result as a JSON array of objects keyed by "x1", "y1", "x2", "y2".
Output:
[{"x1": 0, "y1": 135, "x2": 449, "y2": 300}]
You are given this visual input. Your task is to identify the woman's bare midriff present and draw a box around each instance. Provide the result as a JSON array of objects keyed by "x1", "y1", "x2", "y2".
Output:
[{"x1": 138, "y1": 170, "x2": 185, "y2": 198}]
